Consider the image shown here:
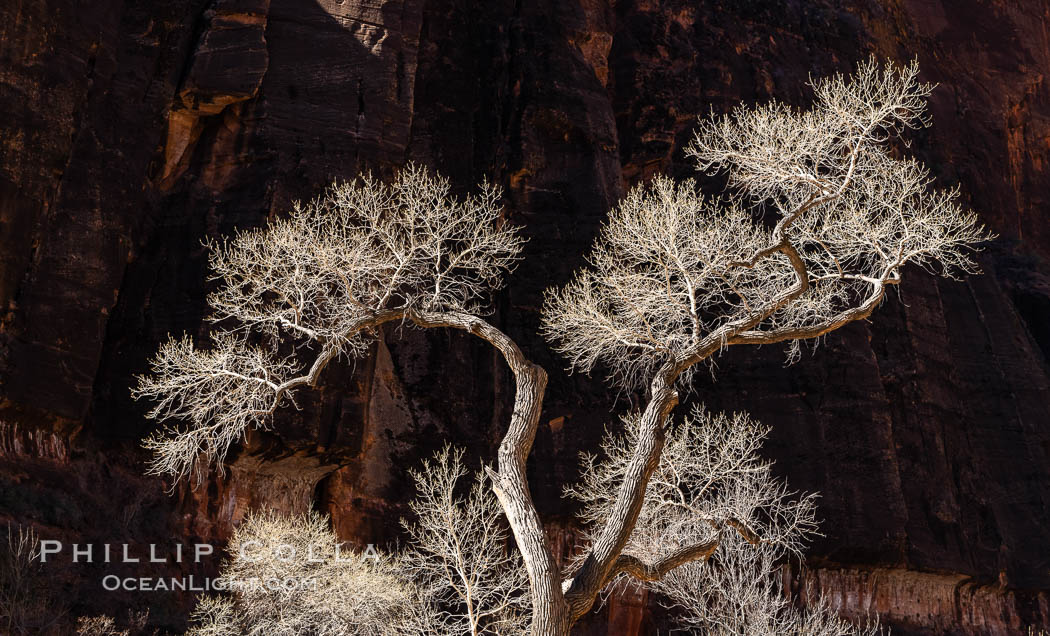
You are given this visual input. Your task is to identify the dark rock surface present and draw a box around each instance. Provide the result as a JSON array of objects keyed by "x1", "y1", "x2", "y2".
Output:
[{"x1": 1, "y1": 0, "x2": 1049, "y2": 633}]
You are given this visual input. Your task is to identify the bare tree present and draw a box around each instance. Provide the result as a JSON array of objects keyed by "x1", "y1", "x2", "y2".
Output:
[
  {"x1": 0, "y1": 524, "x2": 66, "y2": 635},
  {"x1": 0, "y1": 524, "x2": 39, "y2": 635},
  {"x1": 136, "y1": 58, "x2": 989, "y2": 635},
  {"x1": 401, "y1": 446, "x2": 531, "y2": 635}
]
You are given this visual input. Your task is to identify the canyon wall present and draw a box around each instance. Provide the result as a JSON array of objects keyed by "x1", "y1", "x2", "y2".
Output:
[{"x1": 2, "y1": 0, "x2": 1050, "y2": 633}]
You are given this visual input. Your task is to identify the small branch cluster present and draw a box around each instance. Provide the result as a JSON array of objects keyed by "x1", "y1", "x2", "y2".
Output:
[
  {"x1": 542, "y1": 179, "x2": 781, "y2": 387},
  {"x1": 206, "y1": 164, "x2": 523, "y2": 341},
  {"x1": 187, "y1": 511, "x2": 429, "y2": 636},
  {"x1": 658, "y1": 540, "x2": 880, "y2": 635},
  {"x1": 133, "y1": 333, "x2": 300, "y2": 483},
  {"x1": 401, "y1": 446, "x2": 531, "y2": 635},
  {"x1": 75, "y1": 611, "x2": 151, "y2": 636},
  {"x1": 690, "y1": 58, "x2": 933, "y2": 201},
  {"x1": 1, "y1": 524, "x2": 65, "y2": 635}
]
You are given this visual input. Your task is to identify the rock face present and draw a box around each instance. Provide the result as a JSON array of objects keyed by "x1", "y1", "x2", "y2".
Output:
[{"x1": 1, "y1": 0, "x2": 1049, "y2": 633}]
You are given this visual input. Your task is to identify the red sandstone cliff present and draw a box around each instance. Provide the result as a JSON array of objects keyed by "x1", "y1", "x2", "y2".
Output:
[{"x1": 2, "y1": 0, "x2": 1050, "y2": 633}]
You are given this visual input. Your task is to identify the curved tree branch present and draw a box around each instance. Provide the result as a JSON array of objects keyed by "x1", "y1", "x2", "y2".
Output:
[
  {"x1": 604, "y1": 516, "x2": 761, "y2": 585},
  {"x1": 609, "y1": 541, "x2": 719, "y2": 583}
]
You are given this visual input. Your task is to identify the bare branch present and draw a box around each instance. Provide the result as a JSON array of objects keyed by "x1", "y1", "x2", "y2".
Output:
[
  {"x1": 607, "y1": 540, "x2": 719, "y2": 583},
  {"x1": 546, "y1": 59, "x2": 989, "y2": 392},
  {"x1": 135, "y1": 164, "x2": 524, "y2": 484},
  {"x1": 658, "y1": 536, "x2": 882, "y2": 636}
]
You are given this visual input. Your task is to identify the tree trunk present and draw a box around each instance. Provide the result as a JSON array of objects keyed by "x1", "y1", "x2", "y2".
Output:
[
  {"x1": 490, "y1": 362, "x2": 572, "y2": 635},
  {"x1": 563, "y1": 369, "x2": 679, "y2": 620},
  {"x1": 423, "y1": 311, "x2": 569, "y2": 635}
]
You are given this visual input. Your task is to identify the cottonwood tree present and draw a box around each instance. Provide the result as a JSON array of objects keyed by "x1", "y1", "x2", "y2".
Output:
[{"x1": 135, "y1": 58, "x2": 989, "y2": 635}]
